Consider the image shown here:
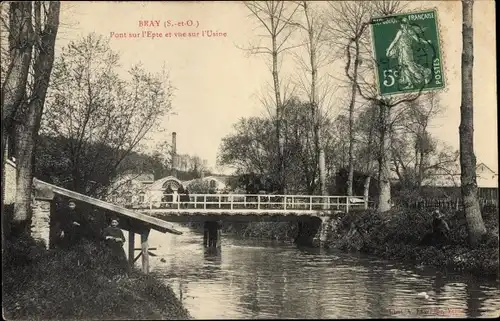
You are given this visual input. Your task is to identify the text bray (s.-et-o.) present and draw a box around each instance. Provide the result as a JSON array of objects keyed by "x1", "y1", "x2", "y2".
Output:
[{"x1": 110, "y1": 19, "x2": 228, "y2": 39}]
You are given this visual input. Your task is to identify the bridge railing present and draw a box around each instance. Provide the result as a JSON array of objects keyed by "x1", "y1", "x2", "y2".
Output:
[{"x1": 140, "y1": 194, "x2": 368, "y2": 213}]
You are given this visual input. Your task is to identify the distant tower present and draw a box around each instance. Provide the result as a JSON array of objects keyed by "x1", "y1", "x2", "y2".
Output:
[{"x1": 171, "y1": 132, "x2": 177, "y2": 177}]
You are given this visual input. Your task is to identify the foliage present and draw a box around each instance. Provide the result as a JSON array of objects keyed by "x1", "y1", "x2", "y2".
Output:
[
  {"x1": 327, "y1": 208, "x2": 499, "y2": 279},
  {"x1": 40, "y1": 33, "x2": 173, "y2": 197},
  {"x1": 218, "y1": 98, "x2": 337, "y2": 194},
  {"x1": 2, "y1": 234, "x2": 191, "y2": 320},
  {"x1": 186, "y1": 179, "x2": 215, "y2": 194}
]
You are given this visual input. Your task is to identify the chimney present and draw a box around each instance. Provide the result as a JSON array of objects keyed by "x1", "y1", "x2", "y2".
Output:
[{"x1": 171, "y1": 132, "x2": 177, "y2": 176}]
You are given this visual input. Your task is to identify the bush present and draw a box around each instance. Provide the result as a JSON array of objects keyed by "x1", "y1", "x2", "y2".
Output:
[
  {"x1": 327, "y1": 208, "x2": 499, "y2": 280},
  {"x1": 3, "y1": 235, "x2": 190, "y2": 320}
]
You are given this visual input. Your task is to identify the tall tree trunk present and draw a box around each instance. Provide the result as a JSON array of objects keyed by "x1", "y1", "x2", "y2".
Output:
[
  {"x1": 272, "y1": 36, "x2": 285, "y2": 194},
  {"x1": 459, "y1": 0, "x2": 486, "y2": 246},
  {"x1": 377, "y1": 102, "x2": 392, "y2": 212},
  {"x1": 305, "y1": 8, "x2": 326, "y2": 198},
  {"x1": 363, "y1": 175, "x2": 371, "y2": 208},
  {"x1": 347, "y1": 38, "x2": 360, "y2": 197},
  {"x1": 2, "y1": 2, "x2": 34, "y2": 238},
  {"x1": 13, "y1": 1, "x2": 61, "y2": 233}
]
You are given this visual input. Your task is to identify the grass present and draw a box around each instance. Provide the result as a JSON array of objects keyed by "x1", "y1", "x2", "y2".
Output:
[{"x1": 2, "y1": 234, "x2": 191, "y2": 320}]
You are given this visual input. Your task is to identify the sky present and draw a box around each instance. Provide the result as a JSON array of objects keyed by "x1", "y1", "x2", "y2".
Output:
[{"x1": 56, "y1": 1, "x2": 497, "y2": 174}]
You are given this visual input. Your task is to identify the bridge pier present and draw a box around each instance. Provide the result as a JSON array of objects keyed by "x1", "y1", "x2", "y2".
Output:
[
  {"x1": 203, "y1": 221, "x2": 221, "y2": 248},
  {"x1": 294, "y1": 217, "x2": 322, "y2": 247}
]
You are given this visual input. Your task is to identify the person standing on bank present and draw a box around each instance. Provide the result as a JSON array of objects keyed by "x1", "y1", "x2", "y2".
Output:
[
  {"x1": 432, "y1": 209, "x2": 450, "y2": 242},
  {"x1": 102, "y1": 218, "x2": 128, "y2": 274}
]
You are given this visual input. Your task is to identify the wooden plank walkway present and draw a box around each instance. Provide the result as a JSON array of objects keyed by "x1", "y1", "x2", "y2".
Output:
[{"x1": 33, "y1": 178, "x2": 182, "y2": 235}]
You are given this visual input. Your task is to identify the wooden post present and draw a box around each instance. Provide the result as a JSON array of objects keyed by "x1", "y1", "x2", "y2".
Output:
[
  {"x1": 141, "y1": 230, "x2": 150, "y2": 274},
  {"x1": 216, "y1": 223, "x2": 222, "y2": 248},
  {"x1": 258, "y1": 195, "x2": 261, "y2": 210},
  {"x1": 203, "y1": 221, "x2": 208, "y2": 247},
  {"x1": 346, "y1": 197, "x2": 350, "y2": 213},
  {"x1": 310, "y1": 196, "x2": 313, "y2": 210},
  {"x1": 128, "y1": 231, "x2": 135, "y2": 267}
]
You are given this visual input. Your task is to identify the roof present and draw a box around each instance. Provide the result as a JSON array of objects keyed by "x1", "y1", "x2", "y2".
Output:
[
  {"x1": 33, "y1": 178, "x2": 182, "y2": 235},
  {"x1": 149, "y1": 176, "x2": 183, "y2": 190},
  {"x1": 476, "y1": 163, "x2": 497, "y2": 174},
  {"x1": 422, "y1": 173, "x2": 498, "y2": 188}
]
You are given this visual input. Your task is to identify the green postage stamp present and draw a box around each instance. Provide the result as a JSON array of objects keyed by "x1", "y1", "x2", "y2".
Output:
[{"x1": 371, "y1": 9, "x2": 445, "y2": 96}]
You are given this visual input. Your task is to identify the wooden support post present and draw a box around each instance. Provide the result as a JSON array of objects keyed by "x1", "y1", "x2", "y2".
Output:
[
  {"x1": 141, "y1": 229, "x2": 150, "y2": 274},
  {"x1": 203, "y1": 221, "x2": 221, "y2": 248},
  {"x1": 203, "y1": 221, "x2": 208, "y2": 247},
  {"x1": 216, "y1": 226, "x2": 221, "y2": 248},
  {"x1": 128, "y1": 231, "x2": 135, "y2": 267}
]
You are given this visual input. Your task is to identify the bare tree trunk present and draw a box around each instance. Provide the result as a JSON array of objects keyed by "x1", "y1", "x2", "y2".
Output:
[
  {"x1": 377, "y1": 102, "x2": 392, "y2": 212},
  {"x1": 13, "y1": 1, "x2": 60, "y2": 233},
  {"x1": 2, "y1": 2, "x2": 33, "y2": 238},
  {"x1": 272, "y1": 39, "x2": 285, "y2": 194},
  {"x1": 347, "y1": 40, "x2": 360, "y2": 197},
  {"x1": 303, "y1": 1, "x2": 326, "y2": 197},
  {"x1": 459, "y1": 0, "x2": 486, "y2": 246},
  {"x1": 363, "y1": 175, "x2": 371, "y2": 208}
]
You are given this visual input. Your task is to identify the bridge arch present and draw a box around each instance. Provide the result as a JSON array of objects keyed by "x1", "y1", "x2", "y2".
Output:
[{"x1": 150, "y1": 176, "x2": 183, "y2": 191}]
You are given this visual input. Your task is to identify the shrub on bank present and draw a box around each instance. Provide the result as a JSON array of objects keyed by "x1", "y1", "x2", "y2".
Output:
[
  {"x1": 2, "y1": 235, "x2": 191, "y2": 320},
  {"x1": 327, "y1": 207, "x2": 499, "y2": 279}
]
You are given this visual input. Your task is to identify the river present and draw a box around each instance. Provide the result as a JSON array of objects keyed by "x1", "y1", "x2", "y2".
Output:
[{"x1": 127, "y1": 226, "x2": 500, "y2": 319}]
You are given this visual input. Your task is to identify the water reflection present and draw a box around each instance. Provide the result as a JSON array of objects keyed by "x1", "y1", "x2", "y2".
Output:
[{"x1": 137, "y1": 227, "x2": 500, "y2": 319}]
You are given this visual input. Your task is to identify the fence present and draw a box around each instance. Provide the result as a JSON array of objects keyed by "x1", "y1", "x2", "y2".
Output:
[
  {"x1": 134, "y1": 194, "x2": 369, "y2": 213},
  {"x1": 394, "y1": 198, "x2": 498, "y2": 211}
]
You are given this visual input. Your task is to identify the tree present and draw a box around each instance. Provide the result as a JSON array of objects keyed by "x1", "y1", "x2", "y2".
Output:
[
  {"x1": 218, "y1": 116, "x2": 275, "y2": 177},
  {"x1": 186, "y1": 179, "x2": 215, "y2": 194},
  {"x1": 242, "y1": 1, "x2": 301, "y2": 193},
  {"x1": 1, "y1": 2, "x2": 34, "y2": 237},
  {"x1": 218, "y1": 98, "x2": 336, "y2": 194},
  {"x1": 459, "y1": 0, "x2": 486, "y2": 246},
  {"x1": 339, "y1": 1, "x2": 430, "y2": 213},
  {"x1": 293, "y1": 1, "x2": 331, "y2": 197},
  {"x1": 325, "y1": 1, "x2": 374, "y2": 197},
  {"x1": 389, "y1": 92, "x2": 459, "y2": 192},
  {"x1": 12, "y1": 1, "x2": 60, "y2": 233},
  {"x1": 41, "y1": 33, "x2": 173, "y2": 197}
]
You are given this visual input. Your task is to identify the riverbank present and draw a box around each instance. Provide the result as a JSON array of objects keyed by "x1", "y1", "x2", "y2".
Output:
[
  {"x1": 215, "y1": 207, "x2": 499, "y2": 280},
  {"x1": 2, "y1": 234, "x2": 191, "y2": 320},
  {"x1": 326, "y1": 207, "x2": 499, "y2": 280}
]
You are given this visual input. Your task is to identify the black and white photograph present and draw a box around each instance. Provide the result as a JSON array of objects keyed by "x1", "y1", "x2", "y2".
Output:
[{"x1": 1, "y1": 0, "x2": 498, "y2": 319}]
